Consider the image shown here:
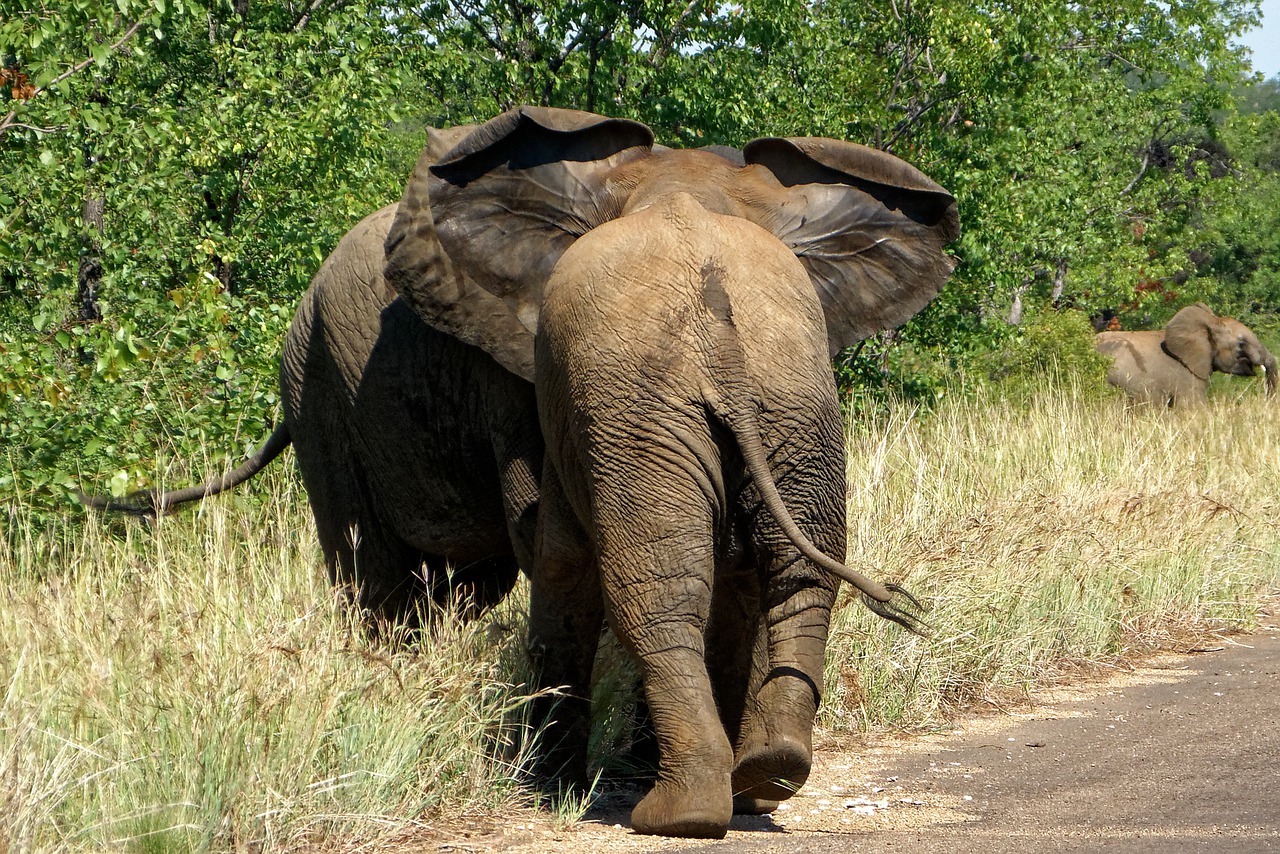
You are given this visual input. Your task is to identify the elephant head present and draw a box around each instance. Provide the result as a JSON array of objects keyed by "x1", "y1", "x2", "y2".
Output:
[
  {"x1": 1163, "y1": 303, "x2": 1277, "y2": 397},
  {"x1": 383, "y1": 106, "x2": 959, "y2": 370}
]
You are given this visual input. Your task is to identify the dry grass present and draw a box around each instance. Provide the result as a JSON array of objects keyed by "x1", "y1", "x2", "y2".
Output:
[
  {"x1": 0, "y1": 468, "x2": 537, "y2": 853},
  {"x1": 2, "y1": 384, "x2": 1278, "y2": 851},
  {"x1": 825, "y1": 384, "x2": 1280, "y2": 731}
]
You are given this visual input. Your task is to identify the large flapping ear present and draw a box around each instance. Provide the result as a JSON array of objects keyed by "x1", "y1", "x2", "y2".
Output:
[
  {"x1": 742, "y1": 137, "x2": 960, "y2": 356},
  {"x1": 420, "y1": 107, "x2": 654, "y2": 336},
  {"x1": 383, "y1": 121, "x2": 535, "y2": 379},
  {"x1": 1162, "y1": 303, "x2": 1216, "y2": 382}
]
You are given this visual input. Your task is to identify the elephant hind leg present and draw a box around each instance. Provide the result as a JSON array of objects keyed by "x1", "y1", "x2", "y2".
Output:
[
  {"x1": 730, "y1": 473, "x2": 840, "y2": 803},
  {"x1": 730, "y1": 546, "x2": 835, "y2": 802},
  {"x1": 587, "y1": 489, "x2": 733, "y2": 837},
  {"x1": 303, "y1": 456, "x2": 430, "y2": 629}
]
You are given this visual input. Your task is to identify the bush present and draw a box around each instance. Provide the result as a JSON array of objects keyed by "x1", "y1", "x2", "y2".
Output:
[{"x1": 970, "y1": 308, "x2": 1111, "y2": 398}]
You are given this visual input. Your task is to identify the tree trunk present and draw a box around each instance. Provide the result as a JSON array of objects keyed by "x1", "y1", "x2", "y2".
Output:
[
  {"x1": 1050, "y1": 258, "x2": 1067, "y2": 303},
  {"x1": 77, "y1": 194, "x2": 104, "y2": 323}
]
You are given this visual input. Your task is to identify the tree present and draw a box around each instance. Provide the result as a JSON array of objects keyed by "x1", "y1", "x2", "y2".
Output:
[
  {"x1": 1, "y1": 0, "x2": 417, "y2": 501},
  {"x1": 1, "y1": 0, "x2": 1271, "y2": 501}
]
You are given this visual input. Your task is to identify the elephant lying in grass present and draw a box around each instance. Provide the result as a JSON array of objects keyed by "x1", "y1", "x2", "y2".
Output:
[
  {"x1": 83, "y1": 126, "x2": 545, "y2": 626},
  {"x1": 1095, "y1": 302, "x2": 1277, "y2": 407},
  {"x1": 385, "y1": 106, "x2": 958, "y2": 837}
]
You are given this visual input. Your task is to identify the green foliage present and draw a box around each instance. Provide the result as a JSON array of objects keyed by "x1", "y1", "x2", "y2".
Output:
[
  {"x1": 3, "y1": 0, "x2": 1279, "y2": 509},
  {"x1": 1, "y1": 0, "x2": 416, "y2": 506},
  {"x1": 836, "y1": 308, "x2": 1112, "y2": 417},
  {"x1": 1175, "y1": 103, "x2": 1280, "y2": 322},
  {"x1": 971, "y1": 309, "x2": 1112, "y2": 397}
]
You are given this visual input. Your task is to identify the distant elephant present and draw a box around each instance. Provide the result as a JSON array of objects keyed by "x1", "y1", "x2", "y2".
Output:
[
  {"x1": 82, "y1": 125, "x2": 546, "y2": 625},
  {"x1": 1095, "y1": 302, "x2": 1277, "y2": 406},
  {"x1": 383, "y1": 107, "x2": 959, "y2": 837}
]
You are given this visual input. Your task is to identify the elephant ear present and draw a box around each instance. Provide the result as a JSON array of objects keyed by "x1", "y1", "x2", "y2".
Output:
[
  {"x1": 384, "y1": 121, "x2": 540, "y2": 380},
  {"x1": 416, "y1": 106, "x2": 655, "y2": 338},
  {"x1": 1162, "y1": 303, "x2": 1216, "y2": 382},
  {"x1": 742, "y1": 137, "x2": 960, "y2": 355},
  {"x1": 423, "y1": 123, "x2": 477, "y2": 163}
]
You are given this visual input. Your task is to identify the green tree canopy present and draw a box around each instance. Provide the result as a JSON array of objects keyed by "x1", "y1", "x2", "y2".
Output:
[{"x1": 2, "y1": 0, "x2": 1275, "y2": 502}]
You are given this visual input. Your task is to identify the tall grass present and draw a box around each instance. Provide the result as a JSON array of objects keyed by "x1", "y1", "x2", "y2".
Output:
[
  {"x1": 825, "y1": 384, "x2": 1280, "y2": 731},
  {"x1": 3, "y1": 385, "x2": 1278, "y2": 850},
  {"x1": 0, "y1": 466, "x2": 535, "y2": 853}
]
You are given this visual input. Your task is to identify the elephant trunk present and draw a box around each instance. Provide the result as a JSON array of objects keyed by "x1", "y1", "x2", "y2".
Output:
[{"x1": 1263, "y1": 347, "x2": 1278, "y2": 397}]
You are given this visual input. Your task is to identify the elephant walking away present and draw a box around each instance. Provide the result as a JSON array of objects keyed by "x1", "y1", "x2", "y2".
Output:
[
  {"x1": 1095, "y1": 302, "x2": 1277, "y2": 407},
  {"x1": 386, "y1": 107, "x2": 958, "y2": 838},
  {"x1": 82, "y1": 127, "x2": 545, "y2": 626}
]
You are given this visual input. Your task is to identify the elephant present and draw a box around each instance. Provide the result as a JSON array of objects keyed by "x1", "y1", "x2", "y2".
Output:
[
  {"x1": 81, "y1": 128, "x2": 758, "y2": 627},
  {"x1": 382, "y1": 106, "x2": 959, "y2": 838},
  {"x1": 82, "y1": 124, "x2": 547, "y2": 626},
  {"x1": 1095, "y1": 302, "x2": 1277, "y2": 407}
]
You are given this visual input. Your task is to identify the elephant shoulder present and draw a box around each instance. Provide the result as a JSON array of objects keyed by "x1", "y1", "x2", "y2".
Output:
[
  {"x1": 316, "y1": 204, "x2": 401, "y2": 306},
  {"x1": 284, "y1": 205, "x2": 405, "y2": 397}
]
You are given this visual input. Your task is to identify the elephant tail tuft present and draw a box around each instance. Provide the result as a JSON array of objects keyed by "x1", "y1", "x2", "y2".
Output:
[
  {"x1": 702, "y1": 385, "x2": 928, "y2": 636},
  {"x1": 78, "y1": 424, "x2": 292, "y2": 517},
  {"x1": 859, "y1": 583, "x2": 929, "y2": 636}
]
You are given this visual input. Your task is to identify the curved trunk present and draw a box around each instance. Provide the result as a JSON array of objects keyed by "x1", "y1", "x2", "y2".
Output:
[
  {"x1": 1261, "y1": 347, "x2": 1278, "y2": 397},
  {"x1": 79, "y1": 424, "x2": 292, "y2": 516}
]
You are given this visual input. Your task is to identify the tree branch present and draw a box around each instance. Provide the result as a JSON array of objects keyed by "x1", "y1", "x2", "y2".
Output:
[
  {"x1": 0, "y1": 19, "x2": 146, "y2": 141},
  {"x1": 638, "y1": 0, "x2": 706, "y2": 100},
  {"x1": 293, "y1": 0, "x2": 344, "y2": 33},
  {"x1": 450, "y1": 0, "x2": 506, "y2": 56},
  {"x1": 647, "y1": 0, "x2": 704, "y2": 71},
  {"x1": 884, "y1": 89, "x2": 960, "y2": 151},
  {"x1": 1117, "y1": 148, "x2": 1151, "y2": 198}
]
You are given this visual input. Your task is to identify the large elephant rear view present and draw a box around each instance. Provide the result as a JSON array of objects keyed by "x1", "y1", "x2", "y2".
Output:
[{"x1": 384, "y1": 107, "x2": 958, "y2": 838}]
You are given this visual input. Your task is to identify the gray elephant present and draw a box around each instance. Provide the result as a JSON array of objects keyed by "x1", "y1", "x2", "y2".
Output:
[
  {"x1": 1095, "y1": 303, "x2": 1277, "y2": 406},
  {"x1": 384, "y1": 107, "x2": 959, "y2": 838},
  {"x1": 82, "y1": 126, "x2": 545, "y2": 626}
]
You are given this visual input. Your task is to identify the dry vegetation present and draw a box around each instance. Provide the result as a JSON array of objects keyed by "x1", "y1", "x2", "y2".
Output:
[
  {"x1": 827, "y1": 384, "x2": 1280, "y2": 730},
  {"x1": 2, "y1": 386, "x2": 1278, "y2": 852}
]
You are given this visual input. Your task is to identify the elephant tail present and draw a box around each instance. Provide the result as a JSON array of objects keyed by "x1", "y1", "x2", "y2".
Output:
[
  {"x1": 702, "y1": 387, "x2": 927, "y2": 636},
  {"x1": 78, "y1": 424, "x2": 292, "y2": 517}
]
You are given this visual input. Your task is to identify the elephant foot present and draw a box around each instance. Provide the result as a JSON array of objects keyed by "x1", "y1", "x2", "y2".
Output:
[
  {"x1": 731, "y1": 730, "x2": 812, "y2": 802},
  {"x1": 631, "y1": 771, "x2": 732, "y2": 838},
  {"x1": 732, "y1": 795, "x2": 780, "y2": 815}
]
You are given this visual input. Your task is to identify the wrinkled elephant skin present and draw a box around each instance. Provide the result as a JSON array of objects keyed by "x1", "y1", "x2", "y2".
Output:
[
  {"x1": 280, "y1": 204, "x2": 541, "y2": 624},
  {"x1": 385, "y1": 107, "x2": 959, "y2": 838}
]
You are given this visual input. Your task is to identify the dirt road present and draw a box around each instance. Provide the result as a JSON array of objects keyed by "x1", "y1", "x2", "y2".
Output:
[{"x1": 438, "y1": 625, "x2": 1280, "y2": 854}]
